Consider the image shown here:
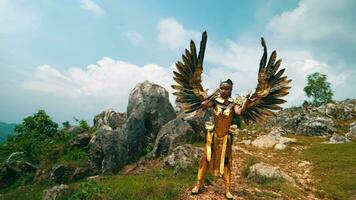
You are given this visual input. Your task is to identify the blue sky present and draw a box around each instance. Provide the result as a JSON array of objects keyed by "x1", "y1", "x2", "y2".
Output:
[{"x1": 0, "y1": 0, "x2": 355, "y2": 124}]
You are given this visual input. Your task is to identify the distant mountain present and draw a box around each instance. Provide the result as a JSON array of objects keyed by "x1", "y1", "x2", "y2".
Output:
[{"x1": 0, "y1": 122, "x2": 17, "y2": 143}]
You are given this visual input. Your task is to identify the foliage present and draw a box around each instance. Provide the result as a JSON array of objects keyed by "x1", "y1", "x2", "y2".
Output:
[
  {"x1": 69, "y1": 181, "x2": 102, "y2": 200},
  {"x1": 14, "y1": 109, "x2": 58, "y2": 139},
  {"x1": 73, "y1": 117, "x2": 90, "y2": 130},
  {"x1": 0, "y1": 110, "x2": 60, "y2": 163},
  {"x1": 62, "y1": 121, "x2": 71, "y2": 129},
  {"x1": 304, "y1": 72, "x2": 333, "y2": 106}
]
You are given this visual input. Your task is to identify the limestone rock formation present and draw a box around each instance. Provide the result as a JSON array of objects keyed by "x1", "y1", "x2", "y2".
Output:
[
  {"x1": 93, "y1": 108, "x2": 127, "y2": 130},
  {"x1": 88, "y1": 127, "x2": 127, "y2": 174}
]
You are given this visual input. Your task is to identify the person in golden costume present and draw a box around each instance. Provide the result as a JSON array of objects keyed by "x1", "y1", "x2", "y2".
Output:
[{"x1": 172, "y1": 31, "x2": 291, "y2": 199}]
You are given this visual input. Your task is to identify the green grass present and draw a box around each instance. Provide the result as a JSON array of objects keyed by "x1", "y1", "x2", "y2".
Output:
[
  {"x1": 1, "y1": 166, "x2": 197, "y2": 200},
  {"x1": 0, "y1": 184, "x2": 45, "y2": 200},
  {"x1": 93, "y1": 167, "x2": 196, "y2": 200},
  {"x1": 302, "y1": 142, "x2": 356, "y2": 199}
]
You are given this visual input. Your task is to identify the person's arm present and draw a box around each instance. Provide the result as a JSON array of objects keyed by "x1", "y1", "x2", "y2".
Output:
[
  {"x1": 234, "y1": 104, "x2": 242, "y2": 115},
  {"x1": 234, "y1": 97, "x2": 250, "y2": 115},
  {"x1": 202, "y1": 99, "x2": 214, "y2": 109}
]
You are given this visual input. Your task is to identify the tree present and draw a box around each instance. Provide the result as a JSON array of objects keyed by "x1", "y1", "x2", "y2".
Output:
[
  {"x1": 304, "y1": 72, "x2": 333, "y2": 106},
  {"x1": 14, "y1": 109, "x2": 58, "y2": 138}
]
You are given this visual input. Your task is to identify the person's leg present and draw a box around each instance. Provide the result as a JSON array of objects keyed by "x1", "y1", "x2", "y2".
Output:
[
  {"x1": 191, "y1": 154, "x2": 208, "y2": 194},
  {"x1": 223, "y1": 139, "x2": 233, "y2": 199},
  {"x1": 223, "y1": 162, "x2": 233, "y2": 199}
]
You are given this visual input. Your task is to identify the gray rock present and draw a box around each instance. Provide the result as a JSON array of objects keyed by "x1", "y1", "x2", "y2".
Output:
[
  {"x1": 252, "y1": 134, "x2": 279, "y2": 149},
  {"x1": 93, "y1": 108, "x2": 126, "y2": 130},
  {"x1": 329, "y1": 134, "x2": 350, "y2": 144},
  {"x1": 0, "y1": 154, "x2": 37, "y2": 187},
  {"x1": 152, "y1": 117, "x2": 195, "y2": 157},
  {"x1": 43, "y1": 184, "x2": 73, "y2": 200},
  {"x1": 125, "y1": 81, "x2": 176, "y2": 161},
  {"x1": 252, "y1": 128, "x2": 296, "y2": 150},
  {"x1": 67, "y1": 126, "x2": 86, "y2": 135},
  {"x1": 296, "y1": 116, "x2": 336, "y2": 136},
  {"x1": 164, "y1": 144, "x2": 203, "y2": 169},
  {"x1": 88, "y1": 127, "x2": 127, "y2": 174},
  {"x1": 346, "y1": 122, "x2": 356, "y2": 140},
  {"x1": 89, "y1": 81, "x2": 176, "y2": 174},
  {"x1": 49, "y1": 164, "x2": 74, "y2": 184},
  {"x1": 316, "y1": 101, "x2": 355, "y2": 120},
  {"x1": 248, "y1": 163, "x2": 293, "y2": 183},
  {"x1": 69, "y1": 133, "x2": 91, "y2": 149}
]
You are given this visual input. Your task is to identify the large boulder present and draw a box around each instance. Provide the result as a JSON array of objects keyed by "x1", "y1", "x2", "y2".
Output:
[
  {"x1": 43, "y1": 184, "x2": 73, "y2": 200},
  {"x1": 88, "y1": 127, "x2": 128, "y2": 174},
  {"x1": 69, "y1": 133, "x2": 91, "y2": 149},
  {"x1": 125, "y1": 81, "x2": 176, "y2": 161},
  {"x1": 93, "y1": 108, "x2": 127, "y2": 130},
  {"x1": 248, "y1": 163, "x2": 293, "y2": 183},
  {"x1": 49, "y1": 164, "x2": 74, "y2": 184},
  {"x1": 152, "y1": 117, "x2": 195, "y2": 157},
  {"x1": 251, "y1": 128, "x2": 296, "y2": 150},
  {"x1": 0, "y1": 153, "x2": 37, "y2": 187}
]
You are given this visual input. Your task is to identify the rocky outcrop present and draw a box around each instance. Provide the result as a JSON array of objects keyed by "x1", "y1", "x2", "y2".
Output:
[
  {"x1": 49, "y1": 164, "x2": 74, "y2": 184},
  {"x1": 346, "y1": 122, "x2": 356, "y2": 140},
  {"x1": 152, "y1": 117, "x2": 195, "y2": 157},
  {"x1": 125, "y1": 81, "x2": 176, "y2": 160},
  {"x1": 88, "y1": 127, "x2": 127, "y2": 174},
  {"x1": 296, "y1": 116, "x2": 336, "y2": 136},
  {"x1": 94, "y1": 108, "x2": 127, "y2": 130},
  {"x1": 43, "y1": 184, "x2": 73, "y2": 200},
  {"x1": 316, "y1": 100, "x2": 356, "y2": 120},
  {"x1": 69, "y1": 133, "x2": 91, "y2": 149},
  {"x1": 164, "y1": 144, "x2": 203, "y2": 169},
  {"x1": 88, "y1": 81, "x2": 177, "y2": 174},
  {"x1": 151, "y1": 110, "x2": 211, "y2": 158},
  {"x1": 0, "y1": 153, "x2": 37, "y2": 188},
  {"x1": 67, "y1": 126, "x2": 86, "y2": 135},
  {"x1": 264, "y1": 99, "x2": 356, "y2": 136},
  {"x1": 248, "y1": 163, "x2": 293, "y2": 183},
  {"x1": 328, "y1": 134, "x2": 350, "y2": 144}
]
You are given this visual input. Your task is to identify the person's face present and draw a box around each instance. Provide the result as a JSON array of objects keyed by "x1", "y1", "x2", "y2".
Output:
[{"x1": 219, "y1": 83, "x2": 232, "y2": 99}]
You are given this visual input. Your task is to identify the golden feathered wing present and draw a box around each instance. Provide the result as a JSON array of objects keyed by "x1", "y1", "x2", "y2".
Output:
[
  {"x1": 240, "y1": 38, "x2": 291, "y2": 124},
  {"x1": 171, "y1": 31, "x2": 210, "y2": 113}
]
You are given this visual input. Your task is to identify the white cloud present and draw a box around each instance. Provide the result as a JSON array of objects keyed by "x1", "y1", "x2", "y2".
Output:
[
  {"x1": 157, "y1": 17, "x2": 200, "y2": 50},
  {"x1": 22, "y1": 57, "x2": 175, "y2": 111},
  {"x1": 79, "y1": 0, "x2": 105, "y2": 15},
  {"x1": 123, "y1": 31, "x2": 143, "y2": 46},
  {"x1": 266, "y1": 0, "x2": 356, "y2": 66},
  {"x1": 267, "y1": 0, "x2": 355, "y2": 43}
]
